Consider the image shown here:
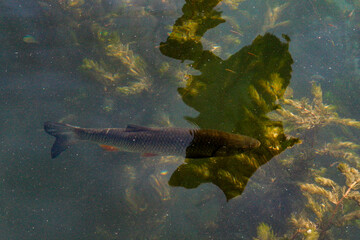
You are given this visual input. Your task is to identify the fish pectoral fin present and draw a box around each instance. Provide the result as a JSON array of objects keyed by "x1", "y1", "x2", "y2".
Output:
[
  {"x1": 125, "y1": 124, "x2": 153, "y2": 132},
  {"x1": 99, "y1": 144, "x2": 120, "y2": 152},
  {"x1": 141, "y1": 153, "x2": 158, "y2": 157}
]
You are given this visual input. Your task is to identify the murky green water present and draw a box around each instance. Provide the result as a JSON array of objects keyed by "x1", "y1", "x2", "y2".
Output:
[{"x1": 1, "y1": 0, "x2": 360, "y2": 239}]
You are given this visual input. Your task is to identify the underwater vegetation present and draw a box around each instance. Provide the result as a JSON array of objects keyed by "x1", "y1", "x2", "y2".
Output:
[
  {"x1": 81, "y1": 31, "x2": 151, "y2": 95},
  {"x1": 261, "y1": 1, "x2": 290, "y2": 33},
  {"x1": 293, "y1": 163, "x2": 360, "y2": 239},
  {"x1": 38, "y1": 0, "x2": 155, "y2": 96},
  {"x1": 253, "y1": 82, "x2": 360, "y2": 239},
  {"x1": 254, "y1": 163, "x2": 360, "y2": 240},
  {"x1": 271, "y1": 82, "x2": 360, "y2": 135},
  {"x1": 221, "y1": 0, "x2": 245, "y2": 11},
  {"x1": 270, "y1": 82, "x2": 360, "y2": 172}
]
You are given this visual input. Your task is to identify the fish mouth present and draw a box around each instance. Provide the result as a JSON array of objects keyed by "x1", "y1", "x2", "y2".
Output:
[{"x1": 249, "y1": 139, "x2": 261, "y2": 149}]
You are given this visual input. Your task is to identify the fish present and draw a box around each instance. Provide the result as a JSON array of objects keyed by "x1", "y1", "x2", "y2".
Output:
[{"x1": 44, "y1": 121, "x2": 261, "y2": 159}]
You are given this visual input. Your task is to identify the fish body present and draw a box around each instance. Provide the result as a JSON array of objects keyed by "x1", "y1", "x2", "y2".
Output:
[{"x1": 44, "y1": 122, "x2": 260, "y2": 159}]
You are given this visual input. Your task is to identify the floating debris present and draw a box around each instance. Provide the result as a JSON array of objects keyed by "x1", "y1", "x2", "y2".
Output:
[
  {"x1": 23, "y1": 35, "x2": 39, "y2": 44},
  {"x1": 67, "y1": 0, "x2": 85, "y2": 8},
  {"x1": 102, "y1": 97, "x2": 114, "y2": 112}
]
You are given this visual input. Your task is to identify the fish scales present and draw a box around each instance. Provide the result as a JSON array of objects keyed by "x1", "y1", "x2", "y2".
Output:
[
  {"x1": 44, "y1": 122, "x2": 261, "y2": 159},
  {"x1": 75, "y1": 126, "x2": 194, "y2": 155}
]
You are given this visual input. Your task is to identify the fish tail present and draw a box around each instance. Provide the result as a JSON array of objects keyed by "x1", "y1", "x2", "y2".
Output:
[{"x1": 44, "y1": 121, "x2": 80, "y2": 158}]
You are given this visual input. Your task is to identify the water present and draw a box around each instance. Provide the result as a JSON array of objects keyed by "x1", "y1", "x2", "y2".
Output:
[{"x1": 1, "y1": 0, "x2": 360, "y2": 239}]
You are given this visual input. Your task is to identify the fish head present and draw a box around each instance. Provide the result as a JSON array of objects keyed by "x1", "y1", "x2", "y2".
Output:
[
  {"x1": 187, "y1": 129, "x2": 261, "y2": 158},
  {"x1": 247, "y1": 138, "x2": 261, "y2": 149},
  {"x1": 222, "y1": 135, "x2": 261, "y2": 155}
]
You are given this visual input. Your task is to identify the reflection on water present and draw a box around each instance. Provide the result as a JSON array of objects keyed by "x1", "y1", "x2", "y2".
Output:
[
  {"x1": 1, "y1": 0, "x2": 360, "y2": 239},
  {"x1": 160, "y1": 0, "x2": 298, "y2": 200}
]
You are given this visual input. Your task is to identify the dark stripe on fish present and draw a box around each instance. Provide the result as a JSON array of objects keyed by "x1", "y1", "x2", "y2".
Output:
[{"x1": 44, "y1": 121, "x2": 261, "y2": 159}]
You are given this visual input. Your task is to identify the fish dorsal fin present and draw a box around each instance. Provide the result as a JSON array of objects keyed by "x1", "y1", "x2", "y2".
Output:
[{"x1": 125, "y1": 124, "x2": 152, "y2": 132}]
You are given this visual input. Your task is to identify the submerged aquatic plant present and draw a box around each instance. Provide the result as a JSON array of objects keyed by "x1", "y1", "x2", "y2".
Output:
[
  {"x1": 39, "y1": 0, "x2": 153, "y2": 96},
  {"x1": 253, "y1": 222, "x2": 278, "y2": 240},
  {"x1": 289, "y1": 162, "x2": 360, "y2": 239},
  {"x1": 254, "y1": 82, "x2": 360, "y2": 239},
  {"x1": 316, "y1": 140, "x2": 360, "y2": 168},
  {"x1": 222, "y1": 0, "x2": 245, "y2": 11},
  {"x1": 269, "y1": 81, "x2": 360, "y2": 172},
  {"x1": 81, "y1": 30, "x2": 151, "y2": 95},
  {"x1": 262, "y1": 1, "x2": 290, "y2": 33},
  {"x1": 271, "y1": 82, "x2": 360, "y2": 133},
  {"x1": 253, "y1": 153, "x2": 360, "y2": 239}
]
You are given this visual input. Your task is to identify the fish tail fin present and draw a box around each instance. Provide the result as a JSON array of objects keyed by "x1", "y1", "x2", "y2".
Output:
[{"x1": 44, "y1": 121, "x2": 80, "y2": 158}]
